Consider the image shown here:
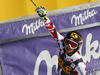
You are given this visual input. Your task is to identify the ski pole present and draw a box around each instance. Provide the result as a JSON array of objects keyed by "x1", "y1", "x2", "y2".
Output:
[{"x1": 30, "y1": 0, "x2": 38, "y2": 8}]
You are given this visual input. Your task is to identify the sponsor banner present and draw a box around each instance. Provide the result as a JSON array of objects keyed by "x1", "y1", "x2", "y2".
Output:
[
  {"x1": 0, "y1": 25, "x2": 100, "y2": 75},
  {"x1": 0, "y1": 6, "x2": 100, "y2": 41}
]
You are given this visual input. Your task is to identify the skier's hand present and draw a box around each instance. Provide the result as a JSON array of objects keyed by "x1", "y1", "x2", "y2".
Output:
[{"x1": 35, "y1": 6, "x2": 47, "y2": 17}]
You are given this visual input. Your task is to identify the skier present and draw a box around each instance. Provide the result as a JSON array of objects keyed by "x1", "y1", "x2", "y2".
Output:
[{"x1": 35, "y1": 6, "x2": 87, "y2": 75}]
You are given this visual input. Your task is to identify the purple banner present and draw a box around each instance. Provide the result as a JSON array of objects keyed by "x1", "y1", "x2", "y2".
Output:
[
  {"x1": 0, "y1": 26, "x2": 100, "y2": 75},
  {"x1": 0, "y1": 6, "x2": 100, "y2": 41}
]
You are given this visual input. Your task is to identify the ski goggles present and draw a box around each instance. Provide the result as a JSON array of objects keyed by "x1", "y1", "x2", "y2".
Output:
[{"x1": 64, "y1": 39, "x2": 78, "y2": 49}]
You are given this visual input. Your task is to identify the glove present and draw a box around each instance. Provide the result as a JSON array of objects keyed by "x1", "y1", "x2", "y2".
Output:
[{"x1": 35, "y1": 6, "x2": 47, "y2": 17}]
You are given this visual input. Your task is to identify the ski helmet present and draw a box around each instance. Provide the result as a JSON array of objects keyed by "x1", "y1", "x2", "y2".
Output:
[{"x1": 64, "y1": 31, "x2": 83, "y2": 52}]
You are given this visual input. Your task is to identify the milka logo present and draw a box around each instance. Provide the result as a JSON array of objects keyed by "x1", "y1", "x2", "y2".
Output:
[
  {"x1": 34, "y1": 50, "x2": 58, "y2": 75},
  {"x1": 80, "y1": 33, "x2": 100, "y2": 63},
  {"x1": 22, "y1": 19, "x2": 45, "y2": 35},
  {"x1": 71, "y1": 9, "x2": 98, "y2": 26},
  {"x1": 33, "y1": 33, "x2": 100, "y2": 75}
]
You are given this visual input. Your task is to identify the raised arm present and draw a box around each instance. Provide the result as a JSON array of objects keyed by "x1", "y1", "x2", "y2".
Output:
[{"x1": 35, "y1": 6, "x2": 64, "y2": 42}]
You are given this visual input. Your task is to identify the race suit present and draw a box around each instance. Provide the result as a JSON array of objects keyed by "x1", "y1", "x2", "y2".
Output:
[{"x1": 42, "y1": 16, "x2": 87, "y2": 75}]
